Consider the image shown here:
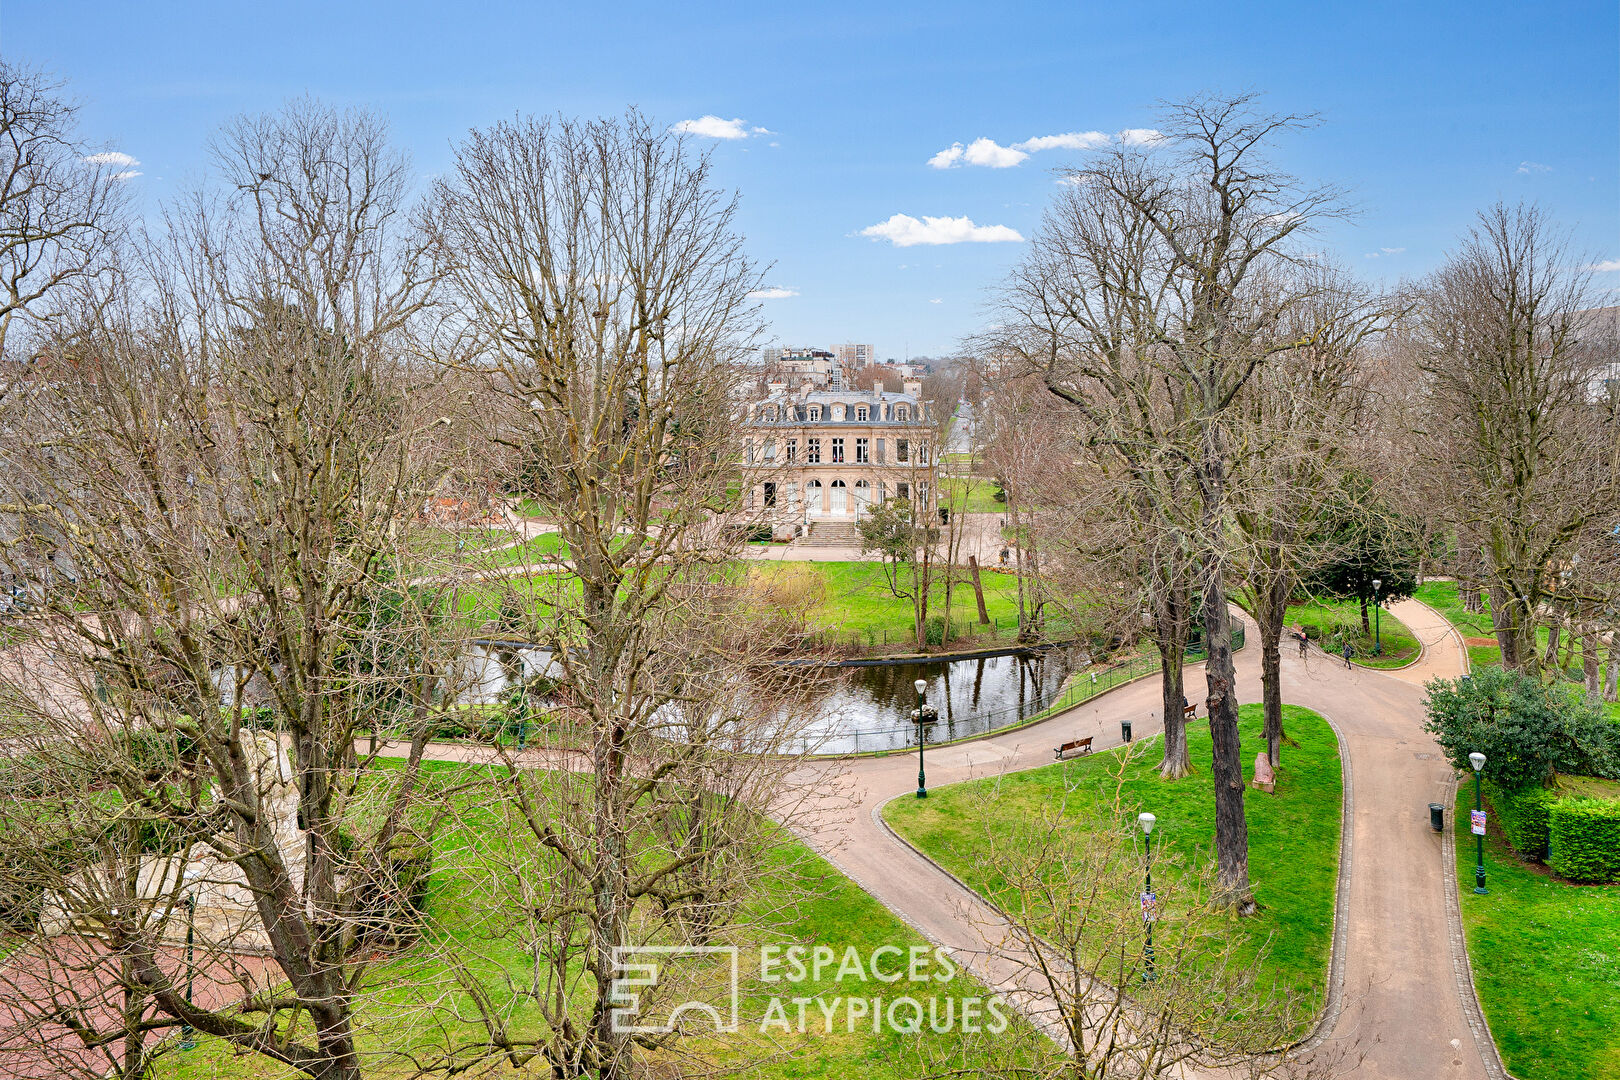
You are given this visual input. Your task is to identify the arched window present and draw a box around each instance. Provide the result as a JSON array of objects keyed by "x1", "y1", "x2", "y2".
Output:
[
  {"x1": 829, "y1": 479, "x2": 848, "y2": 514},
  {"x1": 856, "y1": 405, "x2": 869, "y2": 421},
  {"x1": 854, "y1": 479, "x2": 871, "y2": 509},
  {"x1": 805, "y1": 479, "x2": 823, "y2": 514},
  {"x1": 808, "y1": 405, "x2": 822, "y2": 421},
  {"x1": 895, "y1": 404, "x2": 909, "y2": 421}
]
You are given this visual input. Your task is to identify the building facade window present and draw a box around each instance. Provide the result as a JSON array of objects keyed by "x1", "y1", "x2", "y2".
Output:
[
  {"x1": 831, "y1": 437, "x2": 844, "y2": 463},
  {"x1": 808, "y1": 405, "x2": 822, "y2": 421},
  {"x1": 875, "y1": 438, "x2": 885, "y2": 463},
  {"x1": 855, "y1": 437, "x2": 869, "y2": 463},
  {"x1": 918, "y1": 442, "x2": 929, "y2": 465},
  {"x1": 895, "y1": 404, "x2": 909, "y2": 421},
  {"x1": 807, "y1": 438, "x2": 821, "y2": 463},
  {"x1": 896, "y1": 438, "x2": 909, "y2": 463},
  {"x1": 856, "y1": 405, "x2": 869, "y2": 421},
  {"x1": 786, "y1": 439, "x2": 797, "y2": 462},
  {"x1": 897, "y1": 482, "x2": 910, "y2": 501}
]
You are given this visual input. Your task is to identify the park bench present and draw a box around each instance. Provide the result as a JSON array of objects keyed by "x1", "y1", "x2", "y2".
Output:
[
  {"x1": 1054, "y1": 736, "x2": 1093, "y2": 760},
  {"x1": 1182, "y1": 702, "x2": 1197, "y2": 721}
]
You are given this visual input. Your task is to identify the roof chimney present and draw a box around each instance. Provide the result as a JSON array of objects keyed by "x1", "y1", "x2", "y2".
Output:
[{"x1": 874, "y1": 379, "x2": 884, "y2": 398}]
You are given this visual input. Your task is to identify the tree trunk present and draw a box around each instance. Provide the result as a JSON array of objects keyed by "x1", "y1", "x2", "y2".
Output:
[
  {"x1": 1543, "y1": 617, "x2": 1562, "y2": 669},
  {"x1": 967, "y1": 555, "x2": 991, "y2": 625},
  {"x1": 1607, "y1": 636, "x2": 1619, "y2": 703},
  {"x1": 1159, "y1": 648, "x2": 1190, "y2": 779},
  {"x1": 1583, "y1": 629, "x2": 1602, "y2": 703},
  {"x1": 1490, "y1": 583, "x2": 1536, "y2": 674},
  {"x1": 1197, "y1": 436, "x2": 1252, "y2": 912},
  {"x1": 1255, "y1": 574, "x2": 1289, "y2": 769},
  {"x1": 1156, "y1": 576, "x2": 1193, "y2": 779},
  {"x1": 1359, "y1": 593, "x2": 1370, "y2": 635}
]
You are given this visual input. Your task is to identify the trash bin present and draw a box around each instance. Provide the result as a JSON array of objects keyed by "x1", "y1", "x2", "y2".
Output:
[
  {"x1": 1121, "y1": 719, "x2": 1133, "y2": 743},
  {"x1": 1429, "y1": 803, "x2": 1445, "y2": 832}
]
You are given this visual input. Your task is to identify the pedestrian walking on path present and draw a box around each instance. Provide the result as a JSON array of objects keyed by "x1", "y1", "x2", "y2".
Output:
[
  {"x1": 1295, "y1": 626, "x2": 1308, "y2": 659},
  {"x1": 1341, "y1": 641, "x2": 1354, "y2": 669}
]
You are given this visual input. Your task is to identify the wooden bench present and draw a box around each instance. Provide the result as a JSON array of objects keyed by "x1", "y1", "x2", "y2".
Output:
[
  {"x1": 1054, "y1": 736, "x2": 1094, "y2": 760},
  {"x1": 1182, "y1": 703, "x2": 1197, "y2": 721}
]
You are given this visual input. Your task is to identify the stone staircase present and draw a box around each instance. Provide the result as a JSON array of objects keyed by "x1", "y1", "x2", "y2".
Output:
[{"x1": 793, "y1": 520, "x2": 862, "y2": 548}]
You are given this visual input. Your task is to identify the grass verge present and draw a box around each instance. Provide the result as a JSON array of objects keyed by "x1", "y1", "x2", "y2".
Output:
[
  {"x1": 1454, "y1": 784, "x2": 1620, "y2": 1080},
  {"x1": 884, "y1": 704, "x2": 1340, "y2": 1035},
  {"x1": 1286, "y1": 595, "x2": 1418, "y2": 669}
]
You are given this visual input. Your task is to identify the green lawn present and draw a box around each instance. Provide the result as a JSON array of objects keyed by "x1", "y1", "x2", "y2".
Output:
[
  {"x1": 885, "y1": 704, "x2": 1341, "y2": 1033},
  {"x1": 939, "y1": 476, "x2": 1004, "y2": 514},
  {"x1": 157, "y1": 760, "x2": 1036, "y2": 1078},
  {"x1": 1286, "y1": 595, "x2": 1419, "y2": 669},
  {"x1": 1455, "y1": 784, "x2": 1620, "y2": 1080},
  {"x1": 751, "y1": 560, "x2": 1057, "y2": 649}
]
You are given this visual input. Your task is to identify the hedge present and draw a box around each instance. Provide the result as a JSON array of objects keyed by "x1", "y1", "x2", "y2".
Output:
[
  {"x1": 1486, "y1": 782, "x2": 1560, "y2": 861},
  {"x1": 1547, "y1": 799, "x2": 1620, "y2": 884}
]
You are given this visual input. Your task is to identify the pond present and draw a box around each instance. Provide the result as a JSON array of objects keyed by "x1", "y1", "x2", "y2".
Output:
[{"x1": 795, "y1": 645, "x2": 1088, "y2": 755}]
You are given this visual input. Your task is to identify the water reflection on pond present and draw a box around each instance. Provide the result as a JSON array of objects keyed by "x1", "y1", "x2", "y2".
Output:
[{"x1": 799, "y1": 645, "x2": 1087, "y2": 755}]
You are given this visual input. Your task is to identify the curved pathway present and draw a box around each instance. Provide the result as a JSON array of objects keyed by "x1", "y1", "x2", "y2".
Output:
[{"x1": 792, "y1": 598, "x2": 1498, "y2": 1078}]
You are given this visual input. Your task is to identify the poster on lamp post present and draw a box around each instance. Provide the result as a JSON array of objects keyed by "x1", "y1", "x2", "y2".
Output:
[
  {"x1": 1140, "y1": 891, "x2": 1157, "y2": 923},
  {"x1": 1470, "y1": 810, "x2": 1487, "y2": 836}
]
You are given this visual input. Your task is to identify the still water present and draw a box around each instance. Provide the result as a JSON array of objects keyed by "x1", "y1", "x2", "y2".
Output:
[{"x1": 798, "y1": 645, "x2": 1087, "y2": 755}]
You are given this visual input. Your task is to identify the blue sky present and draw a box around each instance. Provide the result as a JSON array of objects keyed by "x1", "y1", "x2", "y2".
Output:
[{"x1": 8, "y1": 0, "x2": 1617, "y2": 356}]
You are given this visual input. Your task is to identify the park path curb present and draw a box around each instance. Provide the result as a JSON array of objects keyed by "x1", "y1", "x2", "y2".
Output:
[{"x1": 1421, "y1": 599, "x2": 1518, "y2": 1080}]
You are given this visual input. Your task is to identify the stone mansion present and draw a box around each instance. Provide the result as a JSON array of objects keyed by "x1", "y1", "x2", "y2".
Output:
[{"x1": 743, "y1": 378, "x2": 938, "y2": 537}]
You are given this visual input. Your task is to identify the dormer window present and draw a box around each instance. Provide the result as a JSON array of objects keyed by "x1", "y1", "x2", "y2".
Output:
[
  {"x1": 856, "y1": 406, "x2": 869, "y2": 421},
  {"x1": 895, "y1": 404, "x2": 909, "y2": 421},
  {"x1": 808, "y1": 405, "x2": 822, "y2": 421}
]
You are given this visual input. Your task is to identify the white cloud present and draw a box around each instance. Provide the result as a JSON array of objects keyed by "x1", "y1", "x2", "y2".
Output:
[
  {"x1": 1118, "y1": 128, "x2": 1163, "y2": 146},
  {"x1": 1587, "y1": 259, "x2": 1620, "y2": 272},
  {"x1": 670, "y1": 116, "x2": 766, "y2": 140},
  {"x1": 928, "y1": 138, "x2": 1027, "y2": 169},
  {"x1": 1381, "y1": 246, "x2": 1406, "y2": 255},
  {"x1": 929, "y1": 298, "x2": 944, "y2": 304},
  {"x1": 962, "y1": 138, "x2": 1027, "y2": 168},
  {"x1": 747, "y1": 286, "x2": 799, "y2": 299},
  {"x1": 1517, "y1": 161, "x2": 1551, "y2": 174},
  {"x1": 84, "y1": 151, "x2": 139, "y2": 168},
  {"x1": 110, "y1": 170, "x2": 142, "y2": 182},
  {"x1": 1014, "y1": 131, "x2": 1110, "y2": 153},
  {"x1": 858, "y1": 213, "x2": 1024, "y2": 247}
]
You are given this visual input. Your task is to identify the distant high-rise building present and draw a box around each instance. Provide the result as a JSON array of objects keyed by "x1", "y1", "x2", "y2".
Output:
[{"x1": 835, "y1": 343, "x2": 877, "y2": 367}]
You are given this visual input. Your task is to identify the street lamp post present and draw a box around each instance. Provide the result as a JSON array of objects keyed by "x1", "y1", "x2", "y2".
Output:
[
  {"x1": 913, "y1": 678, "x2": 929, "y2": 798},
  {"x1": 1371, "y1": 578, "x2": 1383, "y2": 656},
  {"x1": 180, "y1": 868, "x2": 201, "y2": 1051},
  {"x1": 1469, "y1": 751, "x2": 1488, "y2": 895},
  {"x1": 1138, "y1": 812, "x2": 1157, "y2": 982}
]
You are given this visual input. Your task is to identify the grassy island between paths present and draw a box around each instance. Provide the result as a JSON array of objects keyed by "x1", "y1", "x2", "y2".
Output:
[
  {"x1": 1454, "y1": 785, "x2": 1620, "y2": 1080},
  {"x1": 1285, "y1": 595, "x2": 1419, "y2": 669},
  {"x1": 883, "y1": 704, "x2": 1342, "y2": 1036}
]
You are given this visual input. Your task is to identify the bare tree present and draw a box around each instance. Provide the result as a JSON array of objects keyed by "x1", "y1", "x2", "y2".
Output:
[
  {"x1": 423, "y1": 112, "x2": 823, "y2": 1078},
  {"x1": 0, "y1": 99, "x2": 461, "y2": 1080},
  {"x1": 0, "y1": 60, "x2": 126, "y2": 370},
  {"x1": 1231, "y1": 264, "x2": 1390, "y2": 766},
  {"x1": 984, "y1": 93, "x2": 1347, "y2": 907},
  {"x1": 1414, "y1": 204, "x2": 1620, "y2": 675}
]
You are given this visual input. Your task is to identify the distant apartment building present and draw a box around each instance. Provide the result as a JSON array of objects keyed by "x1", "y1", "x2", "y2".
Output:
[
  {"x1": 743, "y1": 378, "x2": 937, "y2": 533},
  {"x1": 835, "y1": 343, "x2": 877, "y2": 367},
  {"x1": 761, "y1": 346, "x2": 838, "y2": 388}
]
